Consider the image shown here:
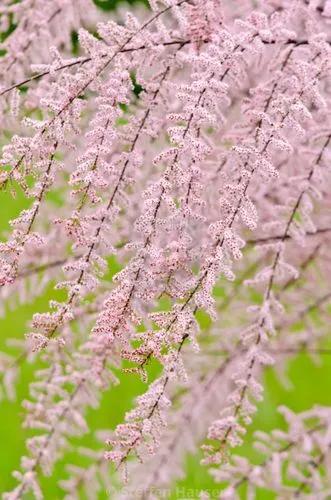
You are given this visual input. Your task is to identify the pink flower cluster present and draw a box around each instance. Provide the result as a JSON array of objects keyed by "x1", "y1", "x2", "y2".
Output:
[{"x1": 0, "y1": 0, "x2": 331, "y2": 497}]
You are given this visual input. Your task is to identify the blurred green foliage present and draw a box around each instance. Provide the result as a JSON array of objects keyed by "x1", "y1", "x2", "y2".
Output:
[
  {"x1": 93, "y1": 0, "x2": 149, "y2": 10},
  {"x1": 1, "y1": 245, "x2": 331, "y2": 498},
  {"x1": 1, "y1": 183, "x2": 330, "y2": 497}
]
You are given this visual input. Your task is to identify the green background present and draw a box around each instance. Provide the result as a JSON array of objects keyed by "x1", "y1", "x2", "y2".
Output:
[{"x1": 1, "y1": 169, "x2": 331, "y2": 499}]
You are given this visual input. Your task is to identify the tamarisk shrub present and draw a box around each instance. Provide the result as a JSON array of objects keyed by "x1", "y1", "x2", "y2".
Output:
[{"x1": 0, "y1": 0, "x2": 331, "y2": 497}]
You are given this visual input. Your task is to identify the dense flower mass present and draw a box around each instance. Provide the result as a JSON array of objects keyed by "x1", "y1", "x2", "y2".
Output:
[{"x1": 0, "y1": 0, "x2": 331, "y2": 497}]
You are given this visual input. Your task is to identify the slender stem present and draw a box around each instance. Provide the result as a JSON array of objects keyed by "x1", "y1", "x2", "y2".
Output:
[
  {"x1": 0, "y1": 37, "x2": 325, "y2": 98},
  {"x1": 247, "y1": 227, "x2": 331, "y2": 245}
]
